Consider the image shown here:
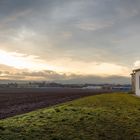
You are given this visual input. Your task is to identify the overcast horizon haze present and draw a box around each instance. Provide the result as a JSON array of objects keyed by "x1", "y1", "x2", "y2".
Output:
[{"x1": 0, "y1": 0, "x2": 139, "y2": 84}]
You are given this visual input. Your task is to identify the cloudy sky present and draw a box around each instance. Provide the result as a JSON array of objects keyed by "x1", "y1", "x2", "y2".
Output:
[{"x1": 0, "y1": 0, "x2": 139, "y2": 83}]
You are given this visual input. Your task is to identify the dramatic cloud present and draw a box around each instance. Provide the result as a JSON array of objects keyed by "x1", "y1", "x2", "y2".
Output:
[
  {"x1": 0, "y1": 49, "x2": 57, "y2": 71},
  {"x1": 0, "y1": 0, "x2": 139, "y2": 83},
  {"x1": 0, "y1": 49, "x2": 130, "y2": 77},
  {"x1": 0, "y1": 69, "x2": 130, "y2": 84}
]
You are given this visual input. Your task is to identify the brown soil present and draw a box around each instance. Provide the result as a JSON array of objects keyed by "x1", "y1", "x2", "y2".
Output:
[{"x1": 0, "y1": 87, "x2": 112, "y2": 119}]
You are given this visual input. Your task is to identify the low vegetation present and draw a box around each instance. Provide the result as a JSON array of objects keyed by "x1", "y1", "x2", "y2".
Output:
[{"x1": 0, "y1": 93, "x2": 140, "y2": 140}]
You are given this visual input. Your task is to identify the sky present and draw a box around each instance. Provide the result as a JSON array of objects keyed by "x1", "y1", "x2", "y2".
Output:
[{"x1": 0, "y1": 0, "x2": 139, "y2": 83}]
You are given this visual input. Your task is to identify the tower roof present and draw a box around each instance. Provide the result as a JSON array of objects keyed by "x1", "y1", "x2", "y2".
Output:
[{"x1": 133, "y1": 68, "x2": 140, "y2": 72}]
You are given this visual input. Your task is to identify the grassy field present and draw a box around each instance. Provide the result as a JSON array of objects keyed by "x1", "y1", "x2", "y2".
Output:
[{"x1": 0, "y1": 93, "x2": 140, "y2": 140}]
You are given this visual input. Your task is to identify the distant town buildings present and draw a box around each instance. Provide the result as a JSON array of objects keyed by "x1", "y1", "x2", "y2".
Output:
[{"x1": 0, "y1": 81, "x2": 131, "y2": 92}]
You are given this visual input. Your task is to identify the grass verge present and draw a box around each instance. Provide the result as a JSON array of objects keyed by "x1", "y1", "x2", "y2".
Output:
[{"x1": 0, "y1": 93, "x2": 140, "y2": 140}]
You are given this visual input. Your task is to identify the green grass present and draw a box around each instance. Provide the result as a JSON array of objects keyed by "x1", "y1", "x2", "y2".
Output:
[{"x1": 0, "y1": 93, "x2": 140, "y2": 140}]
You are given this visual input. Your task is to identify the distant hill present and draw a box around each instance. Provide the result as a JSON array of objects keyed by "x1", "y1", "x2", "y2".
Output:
[{"x1": 0, "y1": 93, "x2": 140, "y2": 139}]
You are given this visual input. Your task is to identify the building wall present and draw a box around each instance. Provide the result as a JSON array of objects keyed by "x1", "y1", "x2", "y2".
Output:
[
  {"x1": 131, "y1": 73, "x2": 135, "y2": 93},
  {"x1": 135, "y1": 71, "x2": 140, "y2": 96}
]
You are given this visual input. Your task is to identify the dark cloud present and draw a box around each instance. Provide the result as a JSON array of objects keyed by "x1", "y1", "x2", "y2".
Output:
[
  {"x1": 0, "y1": 0, "x2": 139, "y2": 83},
  {"x1": 0, "y1": 68, "x2": 130, "y2": 84}
]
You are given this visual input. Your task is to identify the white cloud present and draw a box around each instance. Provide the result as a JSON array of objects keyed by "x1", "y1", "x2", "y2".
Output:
[
  {"x1": 11, "y1": 27, "x2": 36, "y2": 41},
  {"x1": 61, "y1": 32, "x2": 72, "y2": 39},
  {"x1": 0, "y1": 49, "x2": 58, "y2": 71},
  {"x1": 0, "y1": 49, "x2": 131, "y2": 78},
  {"x1": 133, "y1": 61, "x2": 140, "y2": 69},
  {"x1": 49, "y1": 58, "x2": 130, "y2": 77},
  {"x1": 76, "y1": 21, "x2": 113, "y2": 31}
]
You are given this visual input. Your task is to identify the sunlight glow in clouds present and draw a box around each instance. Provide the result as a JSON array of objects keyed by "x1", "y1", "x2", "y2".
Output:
[
  {"x1": 45, "y1": 59, "x2": 130, "y2": 77},
  {"x1": 0, "y1": 49, "x2": 130, "y2": 77},
  {"x1": 0, "y1": 0, "x2": 139, "y2": 83},
  {"x1": 0, "y1": 49, "x2": 57, "y2": 71}
]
